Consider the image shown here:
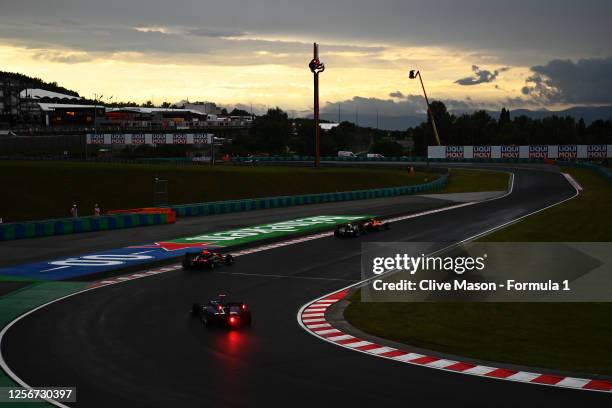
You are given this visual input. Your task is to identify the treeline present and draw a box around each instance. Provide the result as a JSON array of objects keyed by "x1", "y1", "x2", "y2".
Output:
[
  {"x1": 0, "y1": 71, "x2": 80, "y2": 97},
  {"x1": 226, "y1": 104, "x2": 611, "y2": 158},
  {"x1": 226, "y1": 108, "x2": 408, "y2": 156},
  {"x1": 411, "y1": 102, "x2": 612, "y2": 155}
]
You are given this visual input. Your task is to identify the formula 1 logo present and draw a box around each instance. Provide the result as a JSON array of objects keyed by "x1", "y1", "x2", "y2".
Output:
[
  {"x1": 500, "y1": 145, "x2": 519, "y2": 158},
  {"x1": 588, "y1": 145, "x2": 607, "y2": 159},
  {"x1": 473, "y1": 146, "x2": 491, "y2": 159},
  {"x1": 47, "y1": 253, "x2": 154, "y2": 268},
  {"x1": 558, "y1": 145, "x2": 577, "y2": 159},
  {"x1": 529, "y1": 145, "x2": 548, "y2": 159},
  {"x1": 446, "y1": 146, "x2": 464, "y2": 158}
]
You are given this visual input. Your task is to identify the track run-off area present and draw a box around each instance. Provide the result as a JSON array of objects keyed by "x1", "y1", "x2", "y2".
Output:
[{"x1": 1, "y1": 164, "x2": 610, "y2": 407}]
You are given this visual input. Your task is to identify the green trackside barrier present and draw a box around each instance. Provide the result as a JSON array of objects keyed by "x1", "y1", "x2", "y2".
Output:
[
  {"x1": 556, "y1": 161, "x2": 612, "y2": 182},
  {"x1": 169, "y1": 174, "x2": 448, "y2": 219},
  {"x1": 0, "y1": 211, "x2": 172, "y2": 242},
  {"x1": 231, "y1": 155, "x2": 555, "y2": 164}
]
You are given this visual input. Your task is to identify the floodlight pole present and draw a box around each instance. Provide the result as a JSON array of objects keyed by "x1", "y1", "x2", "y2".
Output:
[
  {"x1": 410, "y1": 70, "x2": 441, "y2": 146},
  {"x1": 309, "y1": 43, "x2": 325, "y2": 168}
]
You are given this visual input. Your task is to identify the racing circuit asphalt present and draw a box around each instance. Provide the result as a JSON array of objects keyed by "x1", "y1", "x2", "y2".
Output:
[{"x1": 3, "y1": 165, "x2": 611, "y2": 407}]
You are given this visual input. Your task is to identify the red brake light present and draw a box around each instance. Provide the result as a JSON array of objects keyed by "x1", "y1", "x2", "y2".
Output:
[
  {"x1": 229, "y1": 316, "x2": 236, "y2": 324},
  {"x1": 242, "y1": 304, "x2": 247, "y2": 310}
]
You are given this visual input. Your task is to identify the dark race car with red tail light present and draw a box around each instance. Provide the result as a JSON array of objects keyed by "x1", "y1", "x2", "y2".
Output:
[
  {"x1": 334, "y1": 217, "x2": 390, "y2": 237},
  {"x1": 182, "y1": 249, "x2": 234, "y2": 270},
  {"x1": 192, "y1": 295, "x2": 252, "y2": 328}
]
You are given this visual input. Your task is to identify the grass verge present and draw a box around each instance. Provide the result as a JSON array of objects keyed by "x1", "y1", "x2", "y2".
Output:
[
  {"x1": 0, "y1": 161, "x2": 438, "y2": 222},
  {"x1": 436, "y1": 168, "x2": 510, "y2": 194},
  {"x1": 345, "y1": 167, "x2": 612, "y2": 375}
]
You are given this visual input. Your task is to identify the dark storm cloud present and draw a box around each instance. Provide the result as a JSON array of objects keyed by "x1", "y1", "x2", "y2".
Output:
[
  {"x1": 389, "y1": 91, "x2": 405, "y2": 98},
  {"x1": 522, "y1": 57, "x2": 612, "y2": 104},
  {"x1": 322, "y1": 95, "x2": 486, "y2": 118},
  {"x1": 1, "y1": 0, "x2": 611, "y2": 63},
  {"x1": 455, "y1": 65, "x2": 510, "y2": 86}
]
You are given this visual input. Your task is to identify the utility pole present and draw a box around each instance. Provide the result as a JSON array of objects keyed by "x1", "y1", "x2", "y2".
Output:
[
  {"x1": 90, "y1": 93, "x2": 102, "y2": 160},
  {"x1": 308, "y1": 43, "x2": 325, "y2": 168}
]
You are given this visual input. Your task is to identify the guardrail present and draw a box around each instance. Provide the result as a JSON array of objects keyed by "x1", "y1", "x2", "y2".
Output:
[
  {"x1": 169, "y1": 175, "x2": 448, "y2": 217},
  {"x1": 0, "y1": 212, "x2": 173, "y2": 241}
]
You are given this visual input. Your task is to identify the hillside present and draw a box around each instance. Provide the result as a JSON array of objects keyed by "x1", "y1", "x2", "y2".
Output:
[{"x1": 0, "y1": 70, "x2": 80, "y2": 97}]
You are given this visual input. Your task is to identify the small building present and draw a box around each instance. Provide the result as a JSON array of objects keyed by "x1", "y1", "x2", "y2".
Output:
[
  {"x1": 0, "y1": 77, "x2": 20, "y2": 122},
  {"x1": 19, "y1": 88, "x2": 82, "y2": 101},
  {"x1": 182, "y1": 101, "x2": 218, "y2": 115},
  {"x1": 105, "y1": 107, "x2": 217, "y2": 128},
  {"x1": 320, "y1": 122, "x2": 340, "y2": 131},
  {"x1": 37, "y1": 103, "x2": 105, "y2": 127}
]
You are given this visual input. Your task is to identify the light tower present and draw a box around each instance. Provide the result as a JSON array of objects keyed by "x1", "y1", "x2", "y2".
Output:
[
  {"x1": 309, "y1": 43, "x2": 325, "y2": 167},
  {"x1": 409, "y1": 70, "x2": 441, "y2": 146}
]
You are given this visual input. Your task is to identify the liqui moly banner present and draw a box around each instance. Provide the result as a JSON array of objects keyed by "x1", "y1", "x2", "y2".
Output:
[
  {"x1": 529, "y1": 145, "x2": 549, "y2": 159},
  {"x1": 428, "y1": 145, "x2": 612, "y2": 159},
  {"x1": 87, "y1": 133, "x2": 213, "y2": 145},
  {"x1": 445, "y1": 146, "x2": 464, "y2": 158},
  {"x1": 500, "y1": 145, "x2": 520, "y2": 159},
  {"x1": 587, "y1": 145, "x2": 607, "y2": 159},
  {"x1": 472, "y1": 146, "x2": 492, "y2": 159},
  {"x1": 558, "y1": 145, "x2": 578, "y2": 159}
]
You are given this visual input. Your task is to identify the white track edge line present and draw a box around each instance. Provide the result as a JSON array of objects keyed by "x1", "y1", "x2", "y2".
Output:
[{"x1": 296, "y1": 171, "x2": 607, "y2": 393}]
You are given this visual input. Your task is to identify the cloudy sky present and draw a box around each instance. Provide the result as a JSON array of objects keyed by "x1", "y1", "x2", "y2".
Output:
[{"x1": 1, "y1": 0, "x2": 611, "y2": 116}]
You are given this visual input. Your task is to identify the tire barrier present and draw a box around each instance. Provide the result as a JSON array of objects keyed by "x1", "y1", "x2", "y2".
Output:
[
  {"x1": 0, "y1": 212, "x2": 173, "y2": 242},
  {"x1": 170, "y1": 175, "x2": 448, "y2": 218},
  {"x1": 106, "y1": 207, "x2": 177, "y2": 223}
]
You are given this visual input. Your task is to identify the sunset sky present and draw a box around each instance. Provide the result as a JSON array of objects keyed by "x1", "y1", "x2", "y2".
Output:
[{"x1": 1, "y1": 0, "x2": 611, "y2": 116}]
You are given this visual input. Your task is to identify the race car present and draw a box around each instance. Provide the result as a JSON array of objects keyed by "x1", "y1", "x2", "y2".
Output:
[
  {"x1": 360, "y1": 217, "x2": 390, "y2": 232},
  {"x1": 334, "y1": 222, "x2": 362, "y2": 237},
  {"x1": 334, "y1": 218, "x2": 390, "y2": 238},
  {"x1": 182, "y1": 249, "x2": 234, "y2": 270},
  {"x1": 192, "y1": 295, "x2": 252, "y2": 328}
]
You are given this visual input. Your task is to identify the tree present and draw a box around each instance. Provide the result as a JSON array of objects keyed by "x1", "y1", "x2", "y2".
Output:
[
  {"x1": 498, "y1": 108, "x2": 511, "y2": 128},
  {"x1": 370, "y1": 140, "x2": 404, "y2": 156},
  {"x1": 251, "y1": 107, "x2": 291, "y2": 154},
  {"x1": 428, "y1": 101, "x2": 455, "y2": 145},
  {"x1": 229, "y1": 108, "x2": 251, "y2": 117}
]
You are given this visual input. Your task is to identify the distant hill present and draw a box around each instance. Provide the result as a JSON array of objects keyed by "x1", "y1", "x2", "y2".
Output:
[
  {"x1": 508, "y1": 106, "x2": 612, "y2": 124},
  {"x1": 0, "y1": 71, "x2": 80, "y2": 97},
  {"x1": 321, "y1": 105, "x2": 612, "y2": 131}
]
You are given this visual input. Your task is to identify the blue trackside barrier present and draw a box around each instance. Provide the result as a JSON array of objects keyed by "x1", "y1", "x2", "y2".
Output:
[
  {"x1": 1, "y1": 171, "x2": 450, "y2": 241},
  {"x1": 231, "y1": 155, "x2": 556, "y2": 164},
  {"x1": 0, "y1": 212, "x2": 170, "y2": 242},
  {"x1": 556, "y1": 161, "x2": 612, "y2": 182},
  {"x1": 170, "y1": 174, "x2": 448, "y2": 218}
]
